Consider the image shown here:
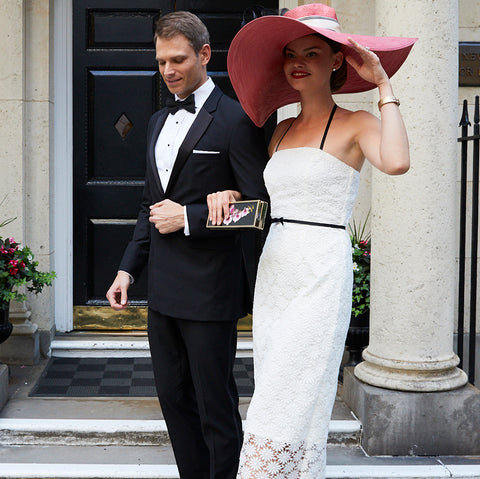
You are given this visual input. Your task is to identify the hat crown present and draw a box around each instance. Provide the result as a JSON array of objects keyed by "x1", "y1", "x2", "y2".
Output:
[{"x1": 284, "y1": 3, "x2": 338, "y2": 22}]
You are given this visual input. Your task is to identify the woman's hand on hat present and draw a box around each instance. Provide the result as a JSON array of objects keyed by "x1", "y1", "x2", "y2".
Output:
[
  {"x1": 345, "y1": 37, "x2": 389, "y2": 88},
  {"x1": 207, "y1": 190, "x2": 242, "y2": 226}
]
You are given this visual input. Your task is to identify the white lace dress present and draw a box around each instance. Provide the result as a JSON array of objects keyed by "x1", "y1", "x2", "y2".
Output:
[{"x1": 237, "y1": 147, "x2": 360, "y2": 479}]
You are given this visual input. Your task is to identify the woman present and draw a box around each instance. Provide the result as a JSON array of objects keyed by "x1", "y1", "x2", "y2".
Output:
[{"x1": 207, "y1": 4, "x2": 416, "y2": 478}]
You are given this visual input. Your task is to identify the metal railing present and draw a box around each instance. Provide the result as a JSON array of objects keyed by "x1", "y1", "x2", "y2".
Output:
[{"x1": 457, "y1": 95, "x2": 480, "y2": 385}]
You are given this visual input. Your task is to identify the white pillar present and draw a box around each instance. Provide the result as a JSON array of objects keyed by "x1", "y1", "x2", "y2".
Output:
[
  {"x1": 0, "y1": 0, "x2": 25, "y2": 236},
  {"x1": 354, "y1": 0, "x2": 467, "y2": 391},
  {"x1": 0, "y1": 0, "x2": 40, "y2": 364}
]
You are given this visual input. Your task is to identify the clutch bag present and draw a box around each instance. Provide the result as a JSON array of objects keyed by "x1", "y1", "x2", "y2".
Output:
[{"x1": 206, "y1": 199, "x2": 268, "y2": 230}]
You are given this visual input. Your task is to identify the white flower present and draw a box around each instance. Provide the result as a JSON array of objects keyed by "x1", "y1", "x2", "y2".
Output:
[
  {"x1": 243, "y1": 441, "x2": 256, "y2": 457},
  {"x1": 259, "y1": 447, "x2": 274, "y2": 462},
  {"x1": 277, "y1": 450, "x2": 291, "y2": 464},
  {"x1": 254, "y1": 435, "x2": 269, "y2": 448},
  {"x1": 293, "y1": 446, "x2": 304, "y2": 462},
  {"x1": 266, "y1": 460, "x2": 281, "y2": 474},
  {"x1": 248, "y1": 456, "x2": 263, "y2": 472},
  {"x1": 304, "y1": 446, "x2": 320, "y2": 462},
  {"x1": 353, "y1": 262, "x2": 358, "y2": 271}
]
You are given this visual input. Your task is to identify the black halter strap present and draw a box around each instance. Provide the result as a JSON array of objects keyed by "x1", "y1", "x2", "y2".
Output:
[
  {"x1": 319, "y1": 104, "x2": 337, "y2": 150},
  {"x1": 274, "y1": 104, "x2": 338, "y2": 152},
  {"x1": 274, "y1": 117, "x2": 296, "y2": 152}
]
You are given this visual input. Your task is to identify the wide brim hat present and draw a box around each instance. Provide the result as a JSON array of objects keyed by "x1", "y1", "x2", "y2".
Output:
[{"x1": 227, "y1": 3, "x2": 417, "y2": 127}]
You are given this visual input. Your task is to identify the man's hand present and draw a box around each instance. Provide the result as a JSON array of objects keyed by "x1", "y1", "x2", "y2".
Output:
[
  {"x1": 149, "y1": 199, "x2": 185, "y2": 234},
  {"x1": 106, "y1": 271, "x2": 131, "y2": 310}
]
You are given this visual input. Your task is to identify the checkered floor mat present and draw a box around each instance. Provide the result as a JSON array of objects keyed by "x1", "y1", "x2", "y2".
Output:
[{"x1": 30, "y1": 357, "x2": 254, "y2": 398}]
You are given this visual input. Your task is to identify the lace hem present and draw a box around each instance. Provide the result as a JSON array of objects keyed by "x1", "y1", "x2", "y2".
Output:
[{"x1": 237, "y1": 432, "x2": 326, "y2": 479}]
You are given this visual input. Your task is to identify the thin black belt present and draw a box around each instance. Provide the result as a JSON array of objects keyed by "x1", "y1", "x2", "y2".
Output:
[{"x1": 271, "y1": 217, "x2": 345, "y2": 230}]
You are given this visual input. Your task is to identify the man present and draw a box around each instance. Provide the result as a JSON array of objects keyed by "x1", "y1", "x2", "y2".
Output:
[{"x1": 106, "y1": 11, "x2": 268, "y2": 479}]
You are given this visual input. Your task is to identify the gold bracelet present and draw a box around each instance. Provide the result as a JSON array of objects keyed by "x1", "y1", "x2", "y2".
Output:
[{"x1": 378, "y1": 96, "x2": 400, "y2": 110}]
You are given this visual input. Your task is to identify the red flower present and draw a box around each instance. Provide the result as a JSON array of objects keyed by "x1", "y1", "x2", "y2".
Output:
[{"x1": 9, "y1": 268, "x2": 18, "y2": 276}]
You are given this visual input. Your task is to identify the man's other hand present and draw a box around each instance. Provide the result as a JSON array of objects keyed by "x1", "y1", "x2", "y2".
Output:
[{"x1": 106, "y1": 271, "x2": 131, "y2": 310}]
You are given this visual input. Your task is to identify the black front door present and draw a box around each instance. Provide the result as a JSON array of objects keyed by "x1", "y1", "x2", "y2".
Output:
[{"x1": 73, "y1": 0, "x2": 277, "y2": 330}]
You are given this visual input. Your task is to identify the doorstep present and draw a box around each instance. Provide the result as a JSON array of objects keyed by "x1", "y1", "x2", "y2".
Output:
[{"x1": 50, "y1": 334, "x2": 253, "y2": 358}]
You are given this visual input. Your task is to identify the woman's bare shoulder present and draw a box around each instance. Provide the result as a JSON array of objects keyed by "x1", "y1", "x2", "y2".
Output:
[
  {"x1": 336, "y1": 108, "x2": 379, "y2": 141},
  {"x1": 340, "y1": 108, "x2": 378, "y2": 125},
  {"x1": 275, "y1": 117, "x2": 297, "y2": 133},
  {"x1": 268, "y1": 117, "x2": 297, "y2": 155}
]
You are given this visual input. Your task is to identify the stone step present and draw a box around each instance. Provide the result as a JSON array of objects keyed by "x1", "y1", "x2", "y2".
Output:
[
  {"x1": 0, "y1": 444, "x2": 479, "y2": 478},
  {"x1": 50, "y1": 337, "x2": 253, "y2": 358},
  {"x1": 0, "y1": 418, "x2": 361, "y2": 446}
]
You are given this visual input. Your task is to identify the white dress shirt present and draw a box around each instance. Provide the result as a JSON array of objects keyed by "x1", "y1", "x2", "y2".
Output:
[{"x1": 155, "y1": 78, "x2": 215, "y2": 191}]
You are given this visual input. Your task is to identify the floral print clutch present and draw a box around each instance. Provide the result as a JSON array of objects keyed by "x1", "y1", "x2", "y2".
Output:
[{"x1": 206, "y1": 200, "x2": 268, "y2": 230}]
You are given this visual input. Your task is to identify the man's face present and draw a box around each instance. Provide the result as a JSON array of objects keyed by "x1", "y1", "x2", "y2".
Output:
[{"x1": 155, "y1": 34, "x2": 211, "y2": 99}]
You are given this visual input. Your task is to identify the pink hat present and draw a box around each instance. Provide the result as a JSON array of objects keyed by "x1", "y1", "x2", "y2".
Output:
[{"x1": 227, "y1": 3, "x2": 417, "y2": 127}]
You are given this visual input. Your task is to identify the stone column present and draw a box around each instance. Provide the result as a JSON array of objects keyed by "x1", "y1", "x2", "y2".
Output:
[
  {"x1": 0, "y1": 0, "x2": 25, "y2": 231},
  {"x1": 0, "y1": 0, "x2": 40, "y2": 365},
  {"x1": 357, "y1": 0, "x2": 465, "y2": 393},
  {"x1": 344, "y1": 0, "x2": 480, "y2": 456}
]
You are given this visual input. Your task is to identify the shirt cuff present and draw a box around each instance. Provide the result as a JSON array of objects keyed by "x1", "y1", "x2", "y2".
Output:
[
  {"x1": 184, "y1": 206, "x2": 190, "y2": 236},
  {"x1": 118, "y1": 270, "x2": 134, "y2": 285}
]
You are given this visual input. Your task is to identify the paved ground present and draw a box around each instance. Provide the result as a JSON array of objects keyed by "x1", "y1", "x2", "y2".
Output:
[{"x1": 1, "y1": 349, "x2": 480, "y2": 478}]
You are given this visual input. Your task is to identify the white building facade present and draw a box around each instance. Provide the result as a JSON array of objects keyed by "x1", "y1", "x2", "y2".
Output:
[{"x1": 1, "y1": 0, "x2": 480, "y2": 454}]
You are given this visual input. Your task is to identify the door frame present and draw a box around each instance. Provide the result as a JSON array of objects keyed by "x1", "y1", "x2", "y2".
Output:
[
  {"x1": 53, "y1": 0, "x2": 73, "y2": 332},
  {"x1": 52, "y1": 0, "x2": 296, "y2": 333}
]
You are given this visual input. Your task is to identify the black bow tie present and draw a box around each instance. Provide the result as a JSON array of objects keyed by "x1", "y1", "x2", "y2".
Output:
[{"x1": 166, "y1": 94, "x2": 196, "y2": 115}]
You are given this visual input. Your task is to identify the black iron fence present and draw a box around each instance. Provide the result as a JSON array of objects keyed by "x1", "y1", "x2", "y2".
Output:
[{"x1": 457, "y1": 96, "x2": 480, "y2": 385}]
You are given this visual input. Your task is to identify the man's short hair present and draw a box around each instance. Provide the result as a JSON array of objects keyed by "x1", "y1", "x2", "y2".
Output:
[{"x1": 154, "y1": 11, "x2": 210, "y2": 54}]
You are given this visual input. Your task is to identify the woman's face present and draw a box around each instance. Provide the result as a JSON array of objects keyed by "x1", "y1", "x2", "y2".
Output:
[{"x1": 283, "y1": 35, "x2": 343, "y2": 92}]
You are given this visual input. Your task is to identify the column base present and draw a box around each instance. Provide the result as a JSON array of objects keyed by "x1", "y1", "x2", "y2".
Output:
[
  {"x1": 355, "y1": 349, "x2": 468, "y2": 392},
  {"x1": 0, "y1": 320, "x2": 39, "y2": 365},
  {"x1": 343, "y1": 367, "x2": 480, "y2": 455},
  {"x1": 0, "y1": 363, "x2": 8, "y2": 411}
]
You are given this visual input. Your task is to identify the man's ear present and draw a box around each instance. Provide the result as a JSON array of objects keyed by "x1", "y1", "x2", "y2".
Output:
[{"x1": 199, "y1": 43, "x2": 211, "y2": 66}]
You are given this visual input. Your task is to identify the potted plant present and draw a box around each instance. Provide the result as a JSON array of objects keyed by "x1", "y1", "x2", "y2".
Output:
[
  {"x1": 0, "y1": 199, "x2": 55, "y2": 343},
  {"x1": 344, "y1": 213, "x2": 371, "y2": 369}
]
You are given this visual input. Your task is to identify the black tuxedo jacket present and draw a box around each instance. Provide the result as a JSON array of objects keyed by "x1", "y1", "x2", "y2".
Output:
[{"x1": 119, "y1": 86, "x2": 269, "y2": 322}]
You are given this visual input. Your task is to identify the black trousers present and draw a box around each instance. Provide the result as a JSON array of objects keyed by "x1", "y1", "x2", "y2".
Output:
[{"x1": 147, "y1": 309, "x2": 243, "y2": 479}]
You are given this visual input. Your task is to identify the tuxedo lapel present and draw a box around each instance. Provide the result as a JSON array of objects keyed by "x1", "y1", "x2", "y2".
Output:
[
  {"x1": 164, "y1": 87, "x2": 222, "y2": 198},
  {"x1": 148, "y1": 110, "x2": 168, "y2": 196}
]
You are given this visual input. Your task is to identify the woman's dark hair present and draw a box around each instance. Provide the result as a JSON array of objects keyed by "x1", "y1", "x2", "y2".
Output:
[{"x1": 314, "y1": 34, "x2": 347, "y2": 92}]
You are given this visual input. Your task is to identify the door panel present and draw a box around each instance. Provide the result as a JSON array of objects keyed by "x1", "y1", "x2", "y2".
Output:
[
  {"x1": 89, "y1": 10, "x2": 160, "y2": 48},
  {"x1": 90, "y1": 71, "x2": 157, "y2": 178}
]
